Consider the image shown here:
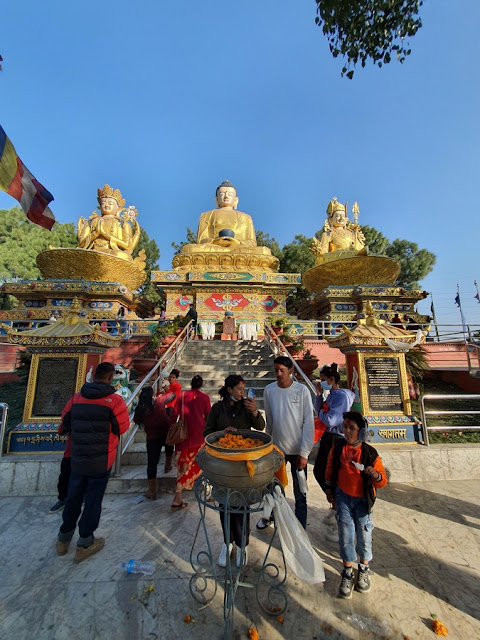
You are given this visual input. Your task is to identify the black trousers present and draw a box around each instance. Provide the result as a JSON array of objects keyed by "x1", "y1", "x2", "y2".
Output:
[
  {"x1": 59, "y1": 468, "x2": 111, "y2": 545},
  {"x1": 219, "y1": 511, "x2": 250, "y2": 547},
  {"x1": 57, "y1": 456, "x2": 71, "y2": 501},
  {"x1": 146, "y1": 437, "x2": 174, "y2": 479},
  {"x1": 313, "y1": 431, "x2": 343, "y2": 492}
]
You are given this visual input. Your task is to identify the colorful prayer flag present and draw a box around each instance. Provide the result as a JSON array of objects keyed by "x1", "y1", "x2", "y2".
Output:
[{"x1": 0, "y1": 125, "x2": 55, "y2": 230}]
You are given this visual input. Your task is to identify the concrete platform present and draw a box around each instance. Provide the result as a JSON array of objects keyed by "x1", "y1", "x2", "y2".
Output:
[
  {"x1": 2, "y1": 444, "x2": 480, "y2": 497},
  {"x1": 0, "y1": 478, "x2": 479, "y2": 640}
]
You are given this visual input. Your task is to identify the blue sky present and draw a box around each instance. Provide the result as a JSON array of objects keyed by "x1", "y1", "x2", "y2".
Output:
[{"x1": 1, "y1": 0, "x2": 479, "y2": 327}]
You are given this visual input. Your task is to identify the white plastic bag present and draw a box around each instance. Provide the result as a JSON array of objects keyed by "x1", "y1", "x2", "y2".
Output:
[
  {"x1": 296, "y1": 469, "x2": 308, "y2": 496},
  {"x1": 262, "y1": 486, "x2": 325, "y2": 584}
]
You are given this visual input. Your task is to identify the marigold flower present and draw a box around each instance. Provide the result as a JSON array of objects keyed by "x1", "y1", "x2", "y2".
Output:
[{"x1": 432, "y1": 619, "x2": 448, "y2": 636}]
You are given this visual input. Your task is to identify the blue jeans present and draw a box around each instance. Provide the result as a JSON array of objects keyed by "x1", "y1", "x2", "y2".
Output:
[
  {"x1": 285, "y1": 454, "x2": 307, "y2": 529},
  {"x1": 335, "y1": 488, "x2": 373, "y2": 563},
  {"x1": 59, "y1": 469, "x2": 111, "y2": 547}
]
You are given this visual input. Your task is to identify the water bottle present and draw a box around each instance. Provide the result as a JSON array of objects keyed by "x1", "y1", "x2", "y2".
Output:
[{"x1": 122, "y1": 559, "x2": 156, "y2": 575}]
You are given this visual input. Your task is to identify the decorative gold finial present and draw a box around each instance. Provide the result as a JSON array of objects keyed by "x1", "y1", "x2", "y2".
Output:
[{"x1": 97, "y1": 184, "x2": 126, "y2": 209}]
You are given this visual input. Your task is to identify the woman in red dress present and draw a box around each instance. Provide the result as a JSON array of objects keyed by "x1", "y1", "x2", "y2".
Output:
[{"x1": 170, "y1": 375, "x2": 211, "y2": 511}]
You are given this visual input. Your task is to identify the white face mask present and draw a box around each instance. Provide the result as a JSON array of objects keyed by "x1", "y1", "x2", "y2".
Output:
[
  {"x1": 230, "y1": 394, "x2": 239, "y2": 403},
  {"x1": 321, "y1": 380, "x2": 332, "y2": 391}
]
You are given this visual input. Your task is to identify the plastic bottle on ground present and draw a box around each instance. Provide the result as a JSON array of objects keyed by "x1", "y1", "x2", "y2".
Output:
[{"x1": 122, "y1": 560, "x2": 156, "y2": 575}]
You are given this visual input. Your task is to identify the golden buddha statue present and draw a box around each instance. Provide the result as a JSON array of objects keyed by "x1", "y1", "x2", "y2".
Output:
[
  {"x1": 172, "y1": 180, "x2": 279, "y2": 272},
  {"x1": 310, "y1": 198, "x2": 366, "y2": 262},
  {"x1": 302, "y1": 197, "x2": 400, "y2": 293},
  {"x1": 36, "y1": 184, "x2": 147, "y2": 290},
  {"x1": 77, "y1": 185, "x2": 141, "y2": 262}
]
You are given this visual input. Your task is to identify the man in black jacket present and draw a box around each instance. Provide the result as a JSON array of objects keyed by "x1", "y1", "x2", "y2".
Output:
[
  {"x1": 56, "y1": 362, "x2": 130, "y2": 563},
  {"x1": 186, "y1": 303, "x2": 198, "y2": 337}
]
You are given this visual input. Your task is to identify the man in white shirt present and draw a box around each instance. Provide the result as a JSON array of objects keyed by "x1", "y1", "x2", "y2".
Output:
[{"x1": 257, "y1": 356, "x2": 314, "y2": 530}]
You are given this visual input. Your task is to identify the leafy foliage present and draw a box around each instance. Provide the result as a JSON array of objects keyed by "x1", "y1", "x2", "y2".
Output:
[
  {"x1": 383, "y1": 238, "x2": 436, "y2": 288},
  {"x1": 315, "y1": 0, "x2": 423, "y2": 78},
  {"x1": 171, "y1": 227, "x2": 196, "y2": 256}
]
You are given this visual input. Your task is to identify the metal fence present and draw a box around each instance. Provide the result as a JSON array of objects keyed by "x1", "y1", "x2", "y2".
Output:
[
  {"x1": 0, "y1": 403, "x2": 9, "y2": 458},
  {"x1": 419, "y1": 394, "x2": 480, "y2": 445}
]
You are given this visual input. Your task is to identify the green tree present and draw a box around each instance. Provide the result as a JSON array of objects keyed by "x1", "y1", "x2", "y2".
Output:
[
  {"x1": 315, "y1": 0, "x2": 423, "y2": 78},
  {"x1": 171, "y1": 227, "x2": 196, "y2": 256},
  {"x1": 279, "y1": 234, "x2": 316, "y2": 311},
  {"x1": 0, "y1": 207, "x2": 77, "y2": 282},
  {"x1": 384, "y1": 238, "x2": 436, "y2": 288},
  {"x1": 361, "y1": 225, "x2": 389, "y2": 255},
  {"x1": 255, "y1": 230, "x2": 284, "y2": 261},
  {"x1": 134, "y1": 228, "x2": 163, "y2": 307}
]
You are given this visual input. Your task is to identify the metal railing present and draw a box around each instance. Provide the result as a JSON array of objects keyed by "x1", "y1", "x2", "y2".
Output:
[
  {"x1": 112, "y1": 320, "x2": 194, "y2": 476},
  {"x1": 466, "y1": 342, "x2": 480, "y2": 375},
  {"x1": 419, "y1": 394, "x2": 480, "y2": 445},
  {"x1": 0, "y1": 403, "x2": 9, "y2": 458},
  {"x1": 263, "y1": 322, "x2": 316, "y2": 399}
]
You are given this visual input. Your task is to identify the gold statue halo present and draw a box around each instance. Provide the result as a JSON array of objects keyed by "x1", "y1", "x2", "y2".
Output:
[{"x1": 97, "y1": 184, "x2": 125, "y2": 209}]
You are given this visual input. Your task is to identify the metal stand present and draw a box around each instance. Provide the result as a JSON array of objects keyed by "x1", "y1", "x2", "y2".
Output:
[{"x1": 189, "y1": 475, "x2": 287, "y2": 640}]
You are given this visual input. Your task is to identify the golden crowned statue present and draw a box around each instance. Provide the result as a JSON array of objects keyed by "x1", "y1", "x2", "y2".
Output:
[
  {"x1": 302, "y1": 198, "x2": 400, "y2": 292},
  {"x1": 77, "y1": 184, "x2": 142, "y2": 261},
  {"x1": 36, "y1": 185, "x2": 147, "y2": 290},
  {"x1": 172, "y1": 180, "x2": 279, "y2": 272}
]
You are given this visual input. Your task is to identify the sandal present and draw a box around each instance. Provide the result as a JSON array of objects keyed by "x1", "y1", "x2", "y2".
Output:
[{"x1": 170, "y1": 502, "x2": 188, "y2": 512}]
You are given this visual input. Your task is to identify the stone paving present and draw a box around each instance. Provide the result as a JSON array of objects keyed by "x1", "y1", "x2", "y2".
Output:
[{"x1": 0, "y1": 475, "x2": 479, "y2": 640}]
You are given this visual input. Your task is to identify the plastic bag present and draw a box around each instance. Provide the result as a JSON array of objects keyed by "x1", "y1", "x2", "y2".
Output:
[
  {"x1": 347, "y1": 614, "x2": 391, "y2": 637},
  {"x1": 296, "y1": 469, "x2": 308, "y2": 496},
  {"x1": 262, "y1": 486, "x2": 325, "y2": 584}
]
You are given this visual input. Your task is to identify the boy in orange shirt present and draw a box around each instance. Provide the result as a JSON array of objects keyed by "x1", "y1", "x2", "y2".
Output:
[{"x1": 325, "y1": 411, "x2": 387, "y2": 599}]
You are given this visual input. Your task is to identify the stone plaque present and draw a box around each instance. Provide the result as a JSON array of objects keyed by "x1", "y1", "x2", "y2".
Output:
[
  {"x1": 364, "y1": 356, "x2": 403, "y2": 413},
  {"x1": 32, "y1": 357, "x2": 79, "y2": 417}
]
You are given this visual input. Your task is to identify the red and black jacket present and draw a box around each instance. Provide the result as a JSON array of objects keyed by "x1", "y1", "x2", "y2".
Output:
[{"x1": 61, "y1": 382, "x2": 130, "y2": 476}]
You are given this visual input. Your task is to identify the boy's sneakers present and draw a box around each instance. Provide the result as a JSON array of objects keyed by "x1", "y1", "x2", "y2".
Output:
[
  {"x1": 338, "y1": 567, "x2": 355, "y2": 599},
  {"x1": 355, "y1": 563, "x2": 371, "y2": 593},
  {"x1": 49, "y1": 500, "x2": 66, "y2": 514},
  {"x1": 74, "y1": 537, "x2": 105, "y2": 563}
]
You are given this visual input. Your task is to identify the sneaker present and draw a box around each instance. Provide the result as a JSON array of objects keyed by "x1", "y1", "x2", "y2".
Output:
[
  {"x1": 49, "y1": 500, "x2": 66, "y2": 514},
  {"x1": 338, "y1": 568, "x2": 354, "y2": 599},
  {"x1": 218, "y1": 543, "x2": 233, "y2": 567},
  {"x1": 323, "y1": 508, "x2": 336, "y2": 525},
  {"x1": 355, "y1": 563, "x2": 371, "y2": 593},
  {"x1": 74, "y1": 537, "x2": 105, "y2": 563},
  {"x1": 56, "y1": 539, "x2": 71, "y2": 556},
  {"x1": 325, "y1": 525, "x2": 339, "y2": 543},
  {"x1": 256, "y1": 517, "x2": 273, "y2": 531},
  {"x1": 236, "y1": 546, "x2": 248, "y2": 568}
]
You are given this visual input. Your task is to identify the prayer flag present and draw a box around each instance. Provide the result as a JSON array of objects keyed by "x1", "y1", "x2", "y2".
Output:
[
  {"x1": 475, "y1": 292, "x2": 480, "y2": 302},
  {"x1": 0, "y1": 125, "x2": 55, "y2": 230},
  {"x1": 454, "y1": 293, "x2": 460, "y2": 307}
]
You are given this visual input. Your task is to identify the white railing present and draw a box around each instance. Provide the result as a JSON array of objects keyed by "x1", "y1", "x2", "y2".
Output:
[
  {"x1": 419, "y1": 394, "x2": 480, "y2": 445},
  {"x1": 112, "y1": 320, "x2": 194, "y2": 476}
]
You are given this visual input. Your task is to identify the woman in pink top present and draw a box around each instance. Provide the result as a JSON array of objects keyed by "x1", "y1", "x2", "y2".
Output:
[{"x1": 170, "y1": 375, "x2": 211, "y2": 511}]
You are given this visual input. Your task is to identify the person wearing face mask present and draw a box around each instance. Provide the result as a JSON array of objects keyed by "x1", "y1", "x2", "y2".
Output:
[
  {"x1": 204, "y1": 374, "x2": 265, "y2": 568},
  {"x1": 313, "y1": 363, "x2": 355, "y2": 521}
]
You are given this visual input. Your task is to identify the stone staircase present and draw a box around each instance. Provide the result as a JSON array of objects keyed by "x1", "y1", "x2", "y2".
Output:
[{"x1": 119, "y1": 340, "x2": 276, "y2": 479}]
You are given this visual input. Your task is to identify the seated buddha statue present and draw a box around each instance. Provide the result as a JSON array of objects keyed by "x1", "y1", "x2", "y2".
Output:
[
  {"x1": 77, "y1": 184, "x2": 141, "y2": 262},
  {"x1": 309, "y1": 198, "x2": 366, "y2": 264},
  {"x1": 173, "y1": 180, "x2": 279, "y2": 272}
]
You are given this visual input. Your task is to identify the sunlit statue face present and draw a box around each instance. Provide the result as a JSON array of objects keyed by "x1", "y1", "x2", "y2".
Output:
[
  {"x1": 100, "y1": 196, "x2": 119, "y2": 217},
  {"x1": 216, "y1": 186, "x2": 238, "y2": 209},
  {"x1": 330, "y1": 208, "x2": 347, "y2": 228}
]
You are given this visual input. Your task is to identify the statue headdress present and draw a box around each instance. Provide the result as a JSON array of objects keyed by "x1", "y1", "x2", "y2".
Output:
[
  {"x1": 97, "y1": 184, "x2": 126, "y2": 208},
  {"x1": 326, "y1": 197, "x2": 347, "y2": 218}
]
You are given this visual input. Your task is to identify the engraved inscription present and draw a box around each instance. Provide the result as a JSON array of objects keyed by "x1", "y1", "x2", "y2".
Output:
[
  {"x1": 365, "y1": 357, "x2": 403, "y2": 412},
  {"x1": 32, "y1": 358, "x2": 78, "y2": 417}
]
